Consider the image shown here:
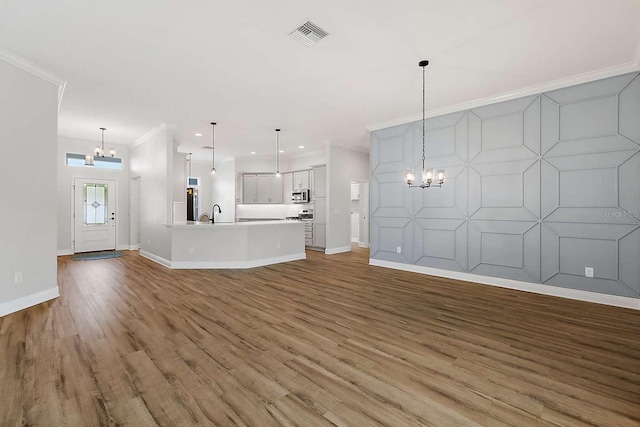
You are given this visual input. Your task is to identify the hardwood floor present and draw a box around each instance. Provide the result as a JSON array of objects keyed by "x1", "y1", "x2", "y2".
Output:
[{"x1": 1, "y1": 247, "x2": 639, "y2": 426}]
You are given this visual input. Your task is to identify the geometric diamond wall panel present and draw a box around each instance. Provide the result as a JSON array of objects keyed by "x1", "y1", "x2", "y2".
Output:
[
  {"x1": 413, "y1": 219, "x2": 466, "y2": 271},
  {"x1": 371, "y1": 172, "x2": 412, "y2": 218},
  {"x1": 371, "y1": 123, "x2": 414, "y2": 174},
  {"x1": 468, "y1": 220, "x2": 539, "y2": 282},
  {"x1": 370, "y1": 217, "x2": 413, "y2": 263},
  {"x1": 541, "y1": 222, "x2": 640, "y2": 297},
  {"x1": 413, "y1": 166, "x2": 466, "y2": 219},
  {"x1": 371, "y1": 71, "x2": 640, "y2": 298},
  {"x1": 468, "y1": 160, "x2": 539, "y2": 221}
]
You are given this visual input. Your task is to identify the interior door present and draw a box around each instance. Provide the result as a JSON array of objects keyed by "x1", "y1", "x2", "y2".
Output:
[{"x1": 74, "y1": 178, "x2": 116, "y2": 253}]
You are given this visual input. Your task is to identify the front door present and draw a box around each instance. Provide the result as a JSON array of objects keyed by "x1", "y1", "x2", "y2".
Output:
[{"x1": 74, "y1": 178, "x2": 116, "y2": 253}]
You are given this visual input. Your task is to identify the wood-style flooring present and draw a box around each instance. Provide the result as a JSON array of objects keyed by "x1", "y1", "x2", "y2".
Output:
[{"x1": 1, "y1": 247, "x2": 639, "y2": 426}]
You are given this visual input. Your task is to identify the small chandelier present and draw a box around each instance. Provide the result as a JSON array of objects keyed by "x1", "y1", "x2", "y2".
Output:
[
  {"x1": 85, "y1": 127, "x2": 116, "y2": 166},
  {"x1": 275, "y1": 128, "x2": 281, "y2": 177},
  {"x1": 404, "y1": 60, "x2": 445, "y2": 188},
  {"x1": 210, "y1": 122, "x2": 217, "y2": 176}
]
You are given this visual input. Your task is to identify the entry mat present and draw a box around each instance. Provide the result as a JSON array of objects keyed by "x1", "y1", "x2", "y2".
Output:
[{"x1": 71, "y1": 251, "x2": 125, "y2": 261}]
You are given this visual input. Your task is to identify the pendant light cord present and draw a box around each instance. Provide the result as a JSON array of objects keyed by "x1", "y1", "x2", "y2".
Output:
[
  {"x1": 211, "y1": 122, "x2": 216, "y2": 167},
  {"x1": 422, "y1": 65, "x2": 426, "y2": 172}
]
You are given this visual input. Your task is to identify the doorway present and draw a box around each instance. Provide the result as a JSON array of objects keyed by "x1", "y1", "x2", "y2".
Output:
[
  {"x1": 350, "y1": 180, "x2": 369, "y2": 248},
  {"x1": 74, "y1": 178, "x2": 116, "y2": 253}
]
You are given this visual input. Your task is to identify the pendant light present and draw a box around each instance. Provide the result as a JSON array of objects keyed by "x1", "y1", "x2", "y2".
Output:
[
  {"x1": 210, "y1": 122, "x2": 217, "y2": 176},
  {"x1": 85, "y1": 127, "x2": 116, "y2": 166},
  {"x1": 404, "y1": 60, "x2": 445, "y2": 188},
  {"x1": 275, "y1": 128, "x2": 281, "y2": 177}
]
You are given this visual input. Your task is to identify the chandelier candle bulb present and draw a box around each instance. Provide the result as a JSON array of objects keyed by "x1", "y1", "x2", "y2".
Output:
[{"x1": 404, "y1": 170, "x2": 416, "y2": 186}]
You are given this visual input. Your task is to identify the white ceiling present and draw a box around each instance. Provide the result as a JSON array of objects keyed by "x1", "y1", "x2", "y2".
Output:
[{"x1": 1, "y1": 0, "x2": 639, "y2": 162}]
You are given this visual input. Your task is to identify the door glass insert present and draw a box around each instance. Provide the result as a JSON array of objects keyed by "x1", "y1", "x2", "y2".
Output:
[{"x1": 83, "y1": 183, "x2": 108, "y2": 226}]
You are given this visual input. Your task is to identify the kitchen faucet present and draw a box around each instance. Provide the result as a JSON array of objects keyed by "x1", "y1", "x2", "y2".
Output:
[{"x1": 211, "y1": 204, "x2": 222, "y2": 223}]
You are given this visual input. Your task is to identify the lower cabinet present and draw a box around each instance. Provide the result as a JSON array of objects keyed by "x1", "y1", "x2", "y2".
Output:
[{"x1": 304, "y1": 222, "x2": 313, "y2": 246}]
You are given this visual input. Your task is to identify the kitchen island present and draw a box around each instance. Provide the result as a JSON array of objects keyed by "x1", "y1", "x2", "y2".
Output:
[{"x1": 140, "y1": 220, "x2": 306, "y2": 269}]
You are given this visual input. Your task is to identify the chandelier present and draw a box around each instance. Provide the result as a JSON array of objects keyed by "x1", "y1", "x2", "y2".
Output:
[
  {"x1": 404, "y1": 60, "x2": 445, "y2": 188},
  {"x1": 85, "y1": 127, "x2": 116, "y2": 166}
]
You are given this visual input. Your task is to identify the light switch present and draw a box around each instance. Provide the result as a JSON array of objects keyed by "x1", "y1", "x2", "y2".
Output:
[
  {"x1": 585, "y1": 267, "x2": 594, "y2": 278},
  {"x1": 396, "y1": 247, "x2": 402, "y2": 254}
]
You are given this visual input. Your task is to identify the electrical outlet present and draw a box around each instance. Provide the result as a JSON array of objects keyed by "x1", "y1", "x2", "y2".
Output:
[
  {"x1": 396, "y1": 246, "x2": 402, "y2": 254},
  {"x1": 276, "y1": 241, "x2": 281, "y2": 248},
  {"x1": 585, "y1": 267, "x2": 594, "y2": 278},
  {"x1": 14, "y1": 272, "x2": 22, "y2": 284},
  {"x1": 189, "y1": 246, "x2": 195, "y2": 254}
]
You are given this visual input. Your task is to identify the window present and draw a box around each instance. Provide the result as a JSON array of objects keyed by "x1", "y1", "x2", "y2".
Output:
[
  {"x1": 66, "y1": 153, "x2": 122, "y2": 170},
  {"x1": 83, "y1": 183, "x2": 108, "y2": 226}
]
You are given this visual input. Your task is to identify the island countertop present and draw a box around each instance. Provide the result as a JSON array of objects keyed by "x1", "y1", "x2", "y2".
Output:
[{"x1": 166, "y1": 220, "x2": 303, "y2": 228}]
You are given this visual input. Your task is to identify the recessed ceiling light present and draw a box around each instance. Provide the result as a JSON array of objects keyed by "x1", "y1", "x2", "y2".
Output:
[
  {"x1": 298, "y1": 145, "x2": 304, "y2": 149},
  {"x1": 250, "y1": 151, "x2": 256, "y2": 155},
  {"x1": 194, "y1": 133, "x2": 202, "y2": 136},
  {"x1": 279, "y1": 150, "x2": 285, "y2": 153}
]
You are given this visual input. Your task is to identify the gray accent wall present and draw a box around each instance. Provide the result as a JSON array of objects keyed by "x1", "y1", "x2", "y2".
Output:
[{"x1": 370, "y1": 72, "x2": 640, "y2": 298}]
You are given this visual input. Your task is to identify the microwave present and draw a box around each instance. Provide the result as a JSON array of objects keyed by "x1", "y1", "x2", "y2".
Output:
[{"x1": 292, "y1": 189, "x2": 310, "y2": 204}]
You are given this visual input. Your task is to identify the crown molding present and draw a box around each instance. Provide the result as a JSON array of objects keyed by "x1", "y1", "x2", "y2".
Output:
[
  {"x1": 131, "y1": 123, "x2": 168, "y2": 148},
  {"x1": 286, "y1": 148, "x2": 326, "y2": 161},
  {"x1": 366, "y1": 60, "x2": 640, "y2": 132},
  {"x1": 0, "y1": 46, "x2": 67, "y2": 110}
]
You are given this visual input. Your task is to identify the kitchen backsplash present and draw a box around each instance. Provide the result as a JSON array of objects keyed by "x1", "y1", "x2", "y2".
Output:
[{"x1": 236, "y1": 203, "x2": 312, "y2": 219}]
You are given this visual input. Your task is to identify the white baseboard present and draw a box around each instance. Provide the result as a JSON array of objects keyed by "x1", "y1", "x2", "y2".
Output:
[
  {"x1": 171, "y1": 253, "x2": 306, "y2": 269},
  {"x1": 57, "y1": 249, "x2": 73, "y2": 256},
  {"x1": 351, "y1": 238, "x2": 359, "y2": 243},
  {"x1": 325, "y1": 246, "x2": 352, "y2": 255},
  {"x1": 139, "y1": 250, "x2": 172, "y2": 268},
  {"x1": 116, "y1": 244, "x2": 130, "y2": 251},
  {"x1": 358, "y1": 242, "x2": 370, "y2": 248},
  {"x1": 129, "y1": 244, "x2": 139, "y2": 251},
  {"x1": 140, "y1": 250, "x2": 306, "y2": 270},
  {"x1": 0, "y1": 287, "x2": 60, "y2": 318},
  {"x1": 369, "y1": 259, "x2": 640, "y2": 311}
]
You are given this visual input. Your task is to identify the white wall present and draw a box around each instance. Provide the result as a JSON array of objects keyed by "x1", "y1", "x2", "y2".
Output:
[
  {"x1": 326, "y1": 145, "x2": 370, "y2": 252},
  {"x1": 57, "y1": 137, "x2": 130, "y2": 253},
  {"x1": 211, "y1": 158, "x2": 236, "y2": 223},
  {"x1": 0, "y1": 58, "x2": 60, "y2": 315},
  {"x1": 288, "y1": 150, "x2": 327, "y2": 171},
  {"x1": 130, "y1": 126, "x2": 174, "y2": 260}
]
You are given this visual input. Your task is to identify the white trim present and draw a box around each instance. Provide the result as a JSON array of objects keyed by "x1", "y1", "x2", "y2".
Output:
[
  {"x1": 366, "y1": 62, "x2": 640, "y2": 132},
  {"x1": 351, "y1": 238, "x2": 359, "y2": 243},
  {"x1": 170, "y1": 253, "x2": 306, "y2": 269},
  {"x1": 369, "y1": 259, "x2": 640, "y2": 311},
  {"x1": 358, "y1": 242, "x2": 370, "y2": 248},
  {"x1": 116, "y1": 244, "x2": 130, "y2": 251},
  {"x1": 286, "y1": 149, "x2": 327, "y2": 161},
  {"x1": 139, "y1": 250, "x2": 172, "y2": 268},
  {"x1": 0, "y1": 287, "x2": 60, "y2": 318},
  {"x1": 57, "y1": 249, "x2": 73, "y2": 256},
  {"x1": 325, "y1": 245, "x2": 352, "y2": 255},
  {"x1": 327, "y1": 141, "x2": 370, "y2": 154},
  {"x1": 131, "y1": 123, "x2": 168, "y2": 148},
  {"x1": 129, "y1": 244, "x2": 139, "y2": 251},
  {"x1": 0, "y1": 46, "x2": 65, "y2": 87}
]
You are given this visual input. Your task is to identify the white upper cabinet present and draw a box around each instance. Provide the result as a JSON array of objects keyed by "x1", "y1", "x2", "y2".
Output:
[
  {"x1": 269, "y1": 175, "x2": 284, "y2": 204},
  {"x1": 241, "y1": 174, "x2": 283, "y2": 204},
  {"x1": 312, "y1": 165, "x2": 326, "y2": 198},
  {"x1": 243, "y1": 175, "x2": 257, "y2": 204},
  {"x1": 293, "y1": 171, "x2": 309, "y2": 189}
]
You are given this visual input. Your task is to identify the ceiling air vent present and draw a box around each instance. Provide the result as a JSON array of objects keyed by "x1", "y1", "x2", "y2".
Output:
[{"x1": 289, "y1": 21, "x2": 329, "y2": 47}]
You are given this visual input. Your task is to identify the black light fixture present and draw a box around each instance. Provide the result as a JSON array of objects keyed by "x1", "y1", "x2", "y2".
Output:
[
  {"x1": 275, "y1": 128, "x2": 281, "y2": 177},
  {"x1": 86, "y1": 127, "x2": 116, "y2": 166},
  {"x1": 210, "y1": 122, "x2": 217, "y2": 176},
  {"x1": 404, "y1": 60, "x2": 445, "y2": 188}
]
